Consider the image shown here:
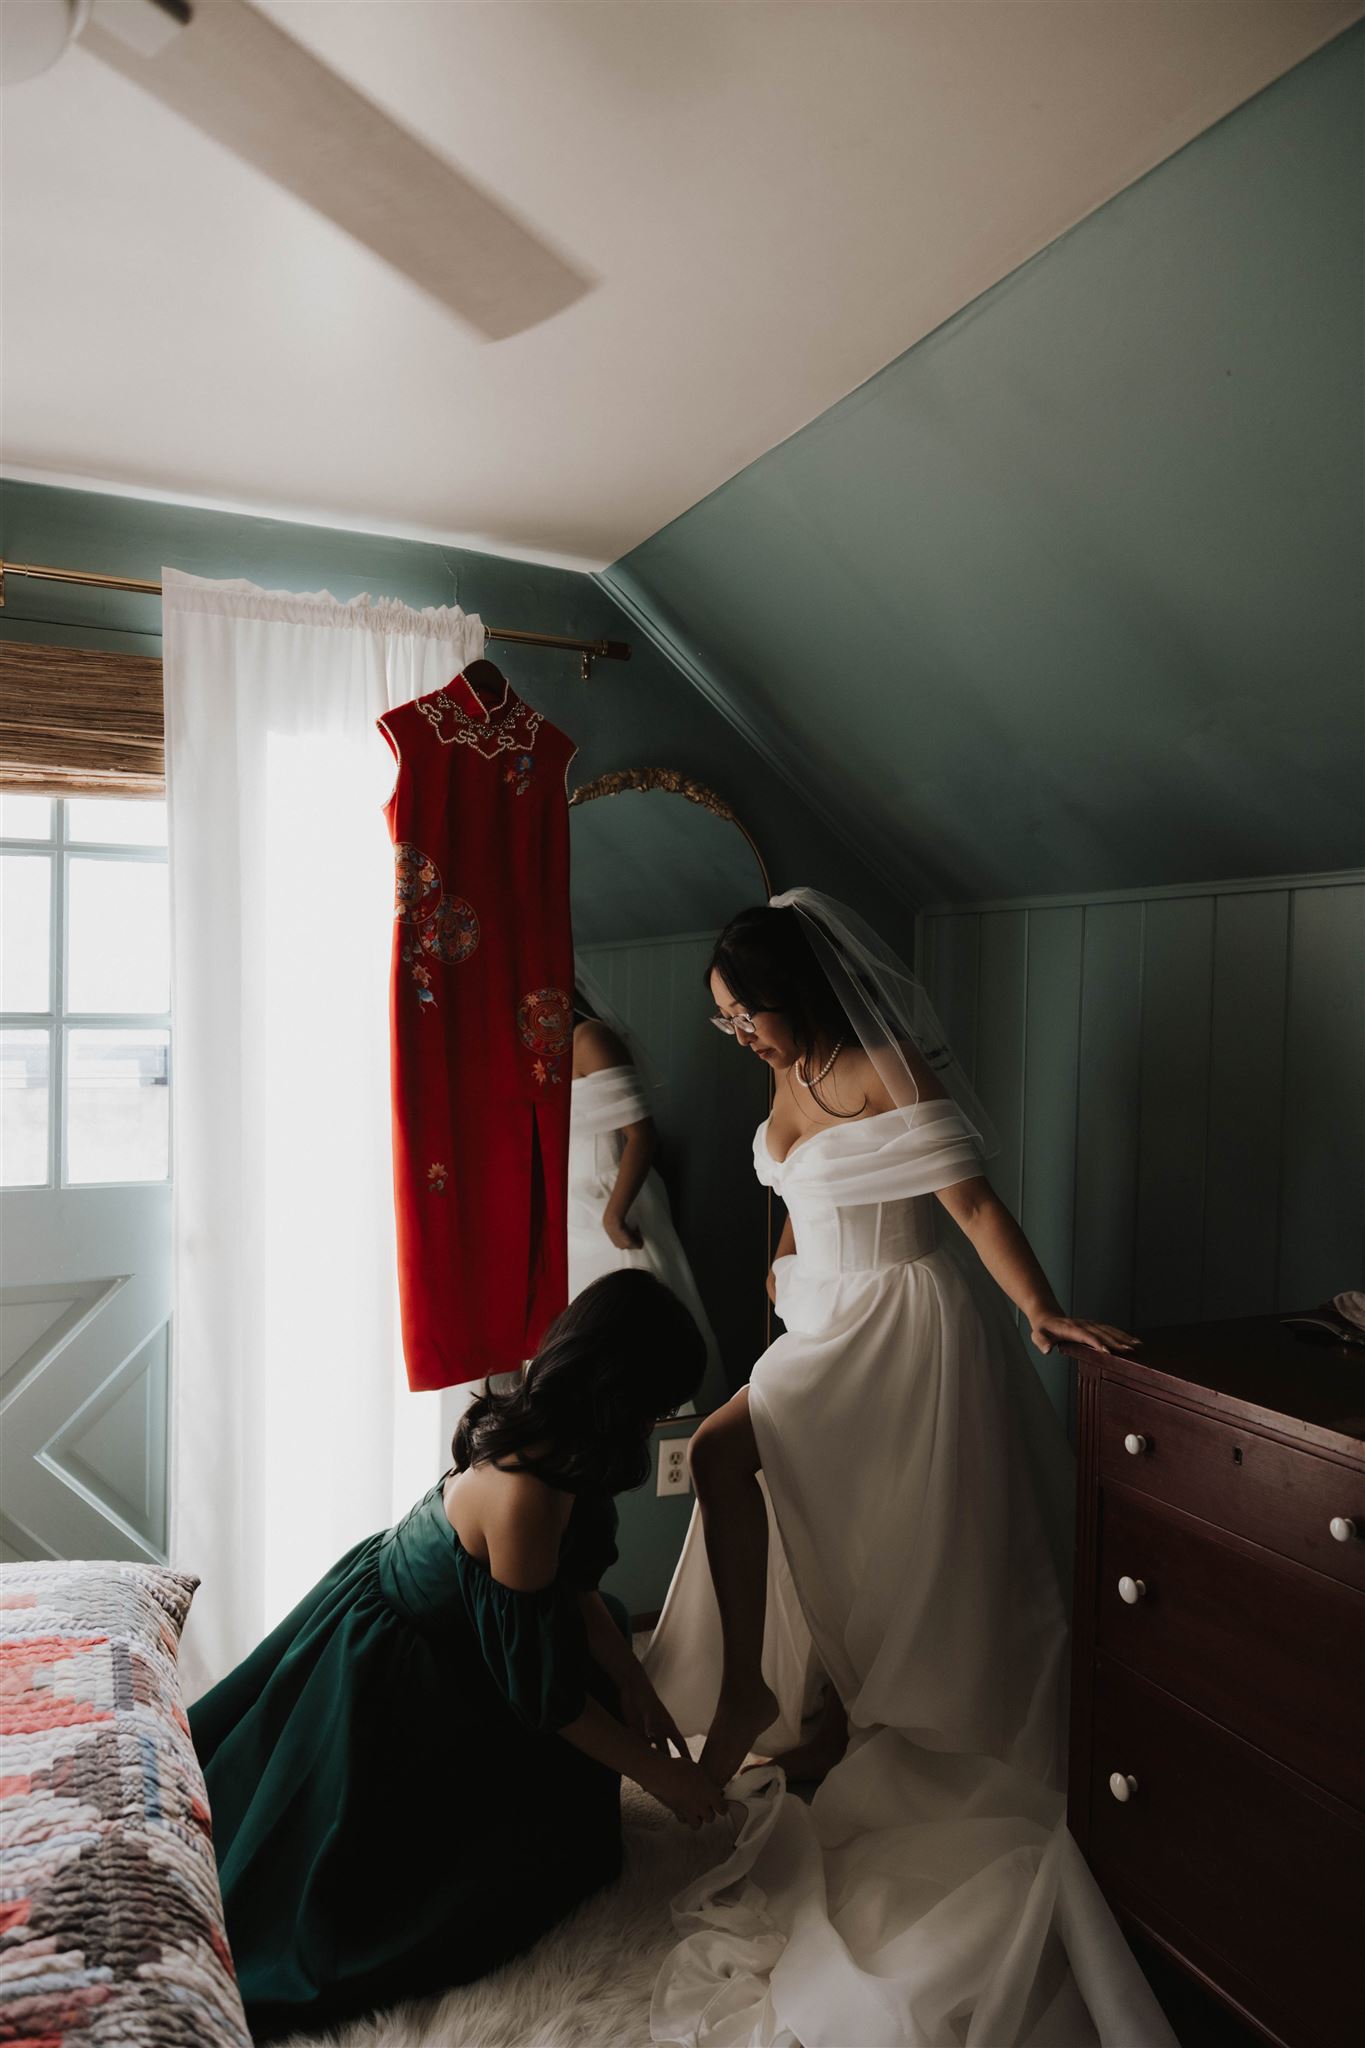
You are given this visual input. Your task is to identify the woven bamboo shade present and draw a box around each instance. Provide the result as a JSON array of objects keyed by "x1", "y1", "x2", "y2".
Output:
[{"x1": 0, "y1": 641, "x2": 165, "y2": 796}]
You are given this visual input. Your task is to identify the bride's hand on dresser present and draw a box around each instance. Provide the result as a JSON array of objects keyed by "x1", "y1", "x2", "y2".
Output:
[{"x1": 1030, "y1": 1312, "x2": 1140, "y2": 1356}]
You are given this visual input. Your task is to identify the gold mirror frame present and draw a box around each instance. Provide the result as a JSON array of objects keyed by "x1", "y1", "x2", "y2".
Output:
[
  {"x1": 568, "y1": 767, "x2": 772, "y2": 901},
  {"x1": 567, "y1": 765, "x2": 775, "y2": 1383}
]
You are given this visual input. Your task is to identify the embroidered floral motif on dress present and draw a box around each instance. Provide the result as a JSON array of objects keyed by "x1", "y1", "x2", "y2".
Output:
[
  {"x1": 517, "y1": 987, "x2": 572, "y2": 1086},
  {"x1": 394, "y1": 843, "x2": 441, "y2": 922},
  {"x1": 420, "y1": 896, "x2": 480, "y2": 966},
  {"x1": 418, "y1": 689, "x2": 543, "y2": 763},
  {"x1": 393, "y1": 844, "x2": 480, "y2": 1010},
  {"x1": 504, "y1": 752, "x2": 536, "y2": 796},
  {"x1": 427, "y1": 1163, "x2": 448, "y2": 1194}
]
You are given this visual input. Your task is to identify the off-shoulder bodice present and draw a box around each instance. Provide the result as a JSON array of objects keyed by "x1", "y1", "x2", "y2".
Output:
[
  {"x1": 755, "y1": 1099, "x2": 981, "y2": 1279},
  {"x1": 569, "y1": 1064, "x2": 650, "y2": 1137}
]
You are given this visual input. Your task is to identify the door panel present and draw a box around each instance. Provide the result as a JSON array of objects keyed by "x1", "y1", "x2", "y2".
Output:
[{"x1": 1, "y1": 795, "x2": 172, "y2": 1564}]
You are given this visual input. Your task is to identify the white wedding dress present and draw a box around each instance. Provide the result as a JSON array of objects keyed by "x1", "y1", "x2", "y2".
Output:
[
  {"x1": 568, "y1": 1064, "x2": 728, "y2": 1411},
  {"x1": 644, "y1": 1099, "x2": 1175, "y2": 2047}
]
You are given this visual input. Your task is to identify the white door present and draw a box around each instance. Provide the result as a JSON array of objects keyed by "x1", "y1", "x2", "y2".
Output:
[{"x1": 1, "y1": 792, "x2": 172, "y2": 1564}]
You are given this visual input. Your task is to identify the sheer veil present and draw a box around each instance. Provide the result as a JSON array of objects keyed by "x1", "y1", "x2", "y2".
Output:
[{"x1": 771, "y1": 885, "x2": 999, "y2": 1157}]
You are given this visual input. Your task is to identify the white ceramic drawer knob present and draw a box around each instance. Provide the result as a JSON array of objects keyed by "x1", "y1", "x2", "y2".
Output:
[
  {"x1": 1123, "y1": 1433, "x2": 1148, "y2": 1457},
  {"x1": 1109, "y1": 1772, "x2": 1138, "y2": 1803},
  {"x1": 1329, "y1": 1516, "x2": 1357, "y2": 1543},
  {"x1": 1118, "y1": 1576, "x2": 1147, "y2": 1605}
]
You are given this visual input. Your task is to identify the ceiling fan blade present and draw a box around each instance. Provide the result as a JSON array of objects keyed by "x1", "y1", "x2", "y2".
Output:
[{"x1": 79, "y1": 0, "x2": 594, "y2": 340}]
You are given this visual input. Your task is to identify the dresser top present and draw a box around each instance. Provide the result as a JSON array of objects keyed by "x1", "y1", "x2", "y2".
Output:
[{"x1": 1065, "y1": 1313, "x2": 1365, "y2": 1452}]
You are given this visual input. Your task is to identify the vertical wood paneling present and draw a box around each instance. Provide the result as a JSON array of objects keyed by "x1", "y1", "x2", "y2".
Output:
[
  {"x1": 1202, "y1": 890, "x2": 1290, "y2": 1317},
  {"x1": 974, "y1": 911, "x2": 1028, "y2": 1218},
  {"x1": 1132, "y1": 897, "x2": 1216, "y2": 1326},
  {"x1": 1020, "y1": 907, "x2": 1085, "y2": 1421},
  {"x1": 1279, "y1": 882, "x2": 1365, "y2": 1306},
  {"x1": 1072, "y1": 901, "x2": 1144, "y2": 1329},
  {"x1": 923, "y1": 914, "x2": 980, "y2": 1083},
  {"x1": 915, "y1": 874, "x2": 1361, "y2": 1486}
]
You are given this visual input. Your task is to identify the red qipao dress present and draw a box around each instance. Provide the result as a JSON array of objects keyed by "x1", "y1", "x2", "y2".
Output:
[{"x1": 378, "y1": 673, "x2": 576, "y2": 1390}]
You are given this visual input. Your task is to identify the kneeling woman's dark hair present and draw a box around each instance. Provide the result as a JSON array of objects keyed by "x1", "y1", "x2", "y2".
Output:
[{"x1": 452, "y1": 1270, "x2": 706, "y2": 1496}]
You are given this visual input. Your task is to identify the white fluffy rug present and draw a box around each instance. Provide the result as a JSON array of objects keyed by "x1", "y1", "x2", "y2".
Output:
[{"x1": 285, "y1": 1782, "x2": 733, "y2": 2048}]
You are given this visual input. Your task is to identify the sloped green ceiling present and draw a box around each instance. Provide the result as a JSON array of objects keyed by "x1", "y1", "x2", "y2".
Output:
[{"x1": 604, "y1": 27, "x2": 1364, "y2": 906}]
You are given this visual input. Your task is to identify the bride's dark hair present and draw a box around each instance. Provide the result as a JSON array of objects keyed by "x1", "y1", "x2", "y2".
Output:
[
  {"x1": 707, "y1": 904, "x2": 866, "y2": 1117},
  {"x1": 452, "y1": 1270, "x2": 705, "y2": 1496}
]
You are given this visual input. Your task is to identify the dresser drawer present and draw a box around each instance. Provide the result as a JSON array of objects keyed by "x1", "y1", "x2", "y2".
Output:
[
  {"x1": 1089, "y1": 1663, "x2": 1365, "y2": 2048},
  {"x1": 1097, "y1": 1484, "x2": 1365, "y2": 1807},
  {"x1": 1100, "y1": 1379, "x2": 1365, "y2": 1593}
]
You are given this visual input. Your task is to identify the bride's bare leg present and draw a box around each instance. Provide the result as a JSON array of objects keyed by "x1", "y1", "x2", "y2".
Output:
[
  {"x1": 763, "y1": 1683, "x2": 848, "y2": 1784},
  {"x1": 689, "y1": 1390, "x2": 778, "y2": 1786}
]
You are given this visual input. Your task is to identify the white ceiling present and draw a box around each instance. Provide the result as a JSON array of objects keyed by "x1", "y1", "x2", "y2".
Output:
[{"x1": 3, "y1": 1, "x2": 1359, "y2": 570}]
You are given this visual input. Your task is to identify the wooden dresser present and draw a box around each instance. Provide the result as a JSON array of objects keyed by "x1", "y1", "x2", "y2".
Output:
[{"x1": 1065, "y1": 1316, "x2": 1365, "y2": 2048}]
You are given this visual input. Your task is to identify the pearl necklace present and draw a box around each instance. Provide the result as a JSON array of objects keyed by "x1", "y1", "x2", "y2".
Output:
[{"x1": 796, "y1": 1038, "x2": 845, "y2": 1089}]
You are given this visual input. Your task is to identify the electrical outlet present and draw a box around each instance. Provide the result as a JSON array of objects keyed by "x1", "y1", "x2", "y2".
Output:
[{"x1": 656, "y1": 1440, "x2": 691, "y2": 1498}]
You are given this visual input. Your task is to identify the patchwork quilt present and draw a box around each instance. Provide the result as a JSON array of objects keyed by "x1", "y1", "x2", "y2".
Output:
[{"x1": 0, "y1": 1559, "x2": 249, "y2": 2046}]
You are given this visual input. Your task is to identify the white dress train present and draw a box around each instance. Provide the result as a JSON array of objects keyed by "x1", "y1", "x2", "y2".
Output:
[
  {"x1": 643, "y1": 1101, "x2": 1175, "y2": 2047},
  {"x1": 568, "y1": 1064, "x2": 729, "y2": 1412}
]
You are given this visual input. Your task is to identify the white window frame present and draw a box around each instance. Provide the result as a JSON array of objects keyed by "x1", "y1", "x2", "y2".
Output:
[{"x1": 1, "y1": 798, "x2": 171, "y2": 1190}]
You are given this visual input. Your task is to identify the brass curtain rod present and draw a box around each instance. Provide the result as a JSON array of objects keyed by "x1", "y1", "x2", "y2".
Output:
[{"x1": 0, "y1": 559, "x2": 630, "y2": 682}]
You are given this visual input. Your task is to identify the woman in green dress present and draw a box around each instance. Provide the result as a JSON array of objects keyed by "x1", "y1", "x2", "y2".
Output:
[{"x1": 190, "y1": 1270, "x2": 725, "y2": 2041}]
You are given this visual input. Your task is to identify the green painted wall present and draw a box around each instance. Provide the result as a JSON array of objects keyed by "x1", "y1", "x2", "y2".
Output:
[
  {"x1": 921, "y1": 870, "x2": 1365, "y2": 1423},
  {"x1": 604, "y1": 1420, "x2": 700, "y2": 1625},
  {"x1": 604, "y1": 27, "x2": 1365, "y2": 907}
]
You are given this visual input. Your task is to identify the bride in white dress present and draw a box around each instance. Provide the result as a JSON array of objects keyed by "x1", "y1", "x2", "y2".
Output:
[
  {"x1": 568, "y1": 988, "x2": 729, "y2": 1415},
  {"x1": 644, "y1": 889, "x2": 1177, "y2": 2047}
]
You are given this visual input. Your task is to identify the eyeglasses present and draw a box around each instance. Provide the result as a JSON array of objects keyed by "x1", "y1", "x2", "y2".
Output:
[{"x1": 709, "y1": 1009, "x2": 761, "y2": 1040}]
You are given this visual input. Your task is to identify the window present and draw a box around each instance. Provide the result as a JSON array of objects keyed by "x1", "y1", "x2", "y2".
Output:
[{"x1": 1, "y1": 794, "x2": 171, "y2": 1188}]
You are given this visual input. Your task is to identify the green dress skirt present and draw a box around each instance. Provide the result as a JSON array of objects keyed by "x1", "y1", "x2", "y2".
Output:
[{"x1": 190, "y1": 1480, "x2": 628, "y2": 2041}]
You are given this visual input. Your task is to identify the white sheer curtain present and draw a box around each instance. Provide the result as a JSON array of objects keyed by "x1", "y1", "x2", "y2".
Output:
[{"x1": 162, "y1": 571, "x2": 485, "y2": 1699}]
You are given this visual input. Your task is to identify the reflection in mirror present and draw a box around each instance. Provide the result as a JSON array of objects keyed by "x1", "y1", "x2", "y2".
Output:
[{"x1": 568, "y1": 772, "x2": 771, "y2": 1414}]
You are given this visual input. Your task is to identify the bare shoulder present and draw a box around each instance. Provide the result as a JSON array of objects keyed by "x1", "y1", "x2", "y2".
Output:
[
  {"x1": 817, "y1": 1042, "x2": 948, "y2": 1121},
  {"x1": 848, "y1": 1046, "x2": 896, "y2": 1115},
  {"x1": 573, "y1": 1017, "x2": 630, "y2": 1078},
  {"x1": 481, "y1": 1466, "x2": 574, "y2": 1592},
  {"x1": 816, "y1": 1045, "x2": 893, "y2": 1119}
]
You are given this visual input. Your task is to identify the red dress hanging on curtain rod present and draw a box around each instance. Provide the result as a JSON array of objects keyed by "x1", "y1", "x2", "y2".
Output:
[{"x1": 379, "y1": 669, "x2": 576, "y2": 1391}]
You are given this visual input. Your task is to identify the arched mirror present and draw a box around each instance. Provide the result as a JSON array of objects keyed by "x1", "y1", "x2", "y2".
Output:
[{"x1": 568, "y1": 769, "x2": 771, "y2": 1413}]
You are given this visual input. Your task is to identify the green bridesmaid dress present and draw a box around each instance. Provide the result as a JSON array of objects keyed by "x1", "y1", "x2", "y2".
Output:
[{"x1": 190, "y1": 1479, "x2": 627, "y2": 2041}]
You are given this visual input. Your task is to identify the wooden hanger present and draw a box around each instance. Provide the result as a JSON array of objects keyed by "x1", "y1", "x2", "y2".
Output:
[{"x1": 460, "y1": 656, "x2": 510, "y2": 713}]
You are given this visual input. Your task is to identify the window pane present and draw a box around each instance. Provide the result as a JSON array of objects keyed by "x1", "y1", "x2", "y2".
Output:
[
  {"x1": 67, "y1": 857, "x2": 169, "y2": 1014},
  {"x1": 0, "y1": 793, "x2": 53, "y2": 841},
  {"x1": 66, "y1": 1029, "x2": 169, "y2": 1184},
  {"x1": 1, "y1": 855, "x2": 51, "y2": 1011},
  {"x1": 1, "y1": 1029, "x2": 50, "y2": 1187},
  {"x1": 66, "y1": 797, "x2": 168, "y2": 848}
]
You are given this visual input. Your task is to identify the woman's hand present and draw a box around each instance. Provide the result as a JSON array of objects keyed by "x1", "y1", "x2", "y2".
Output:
[
  {"x1": 765, "y1": 1267, "x2": 777, "y2": 1304},
  {"x1": 1030, "y1": 1312, "x2": 1140, "y2": 1356},
  {"x1": 643, "y1": 1753, "x2": 729, "y2": 1829},
  {"x1": 603, "y1": 1209, "x2": 643, "y2": 1251},
  {"x1": 618, "y1": 1662, "x2": 687, "y2": 1756}
]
